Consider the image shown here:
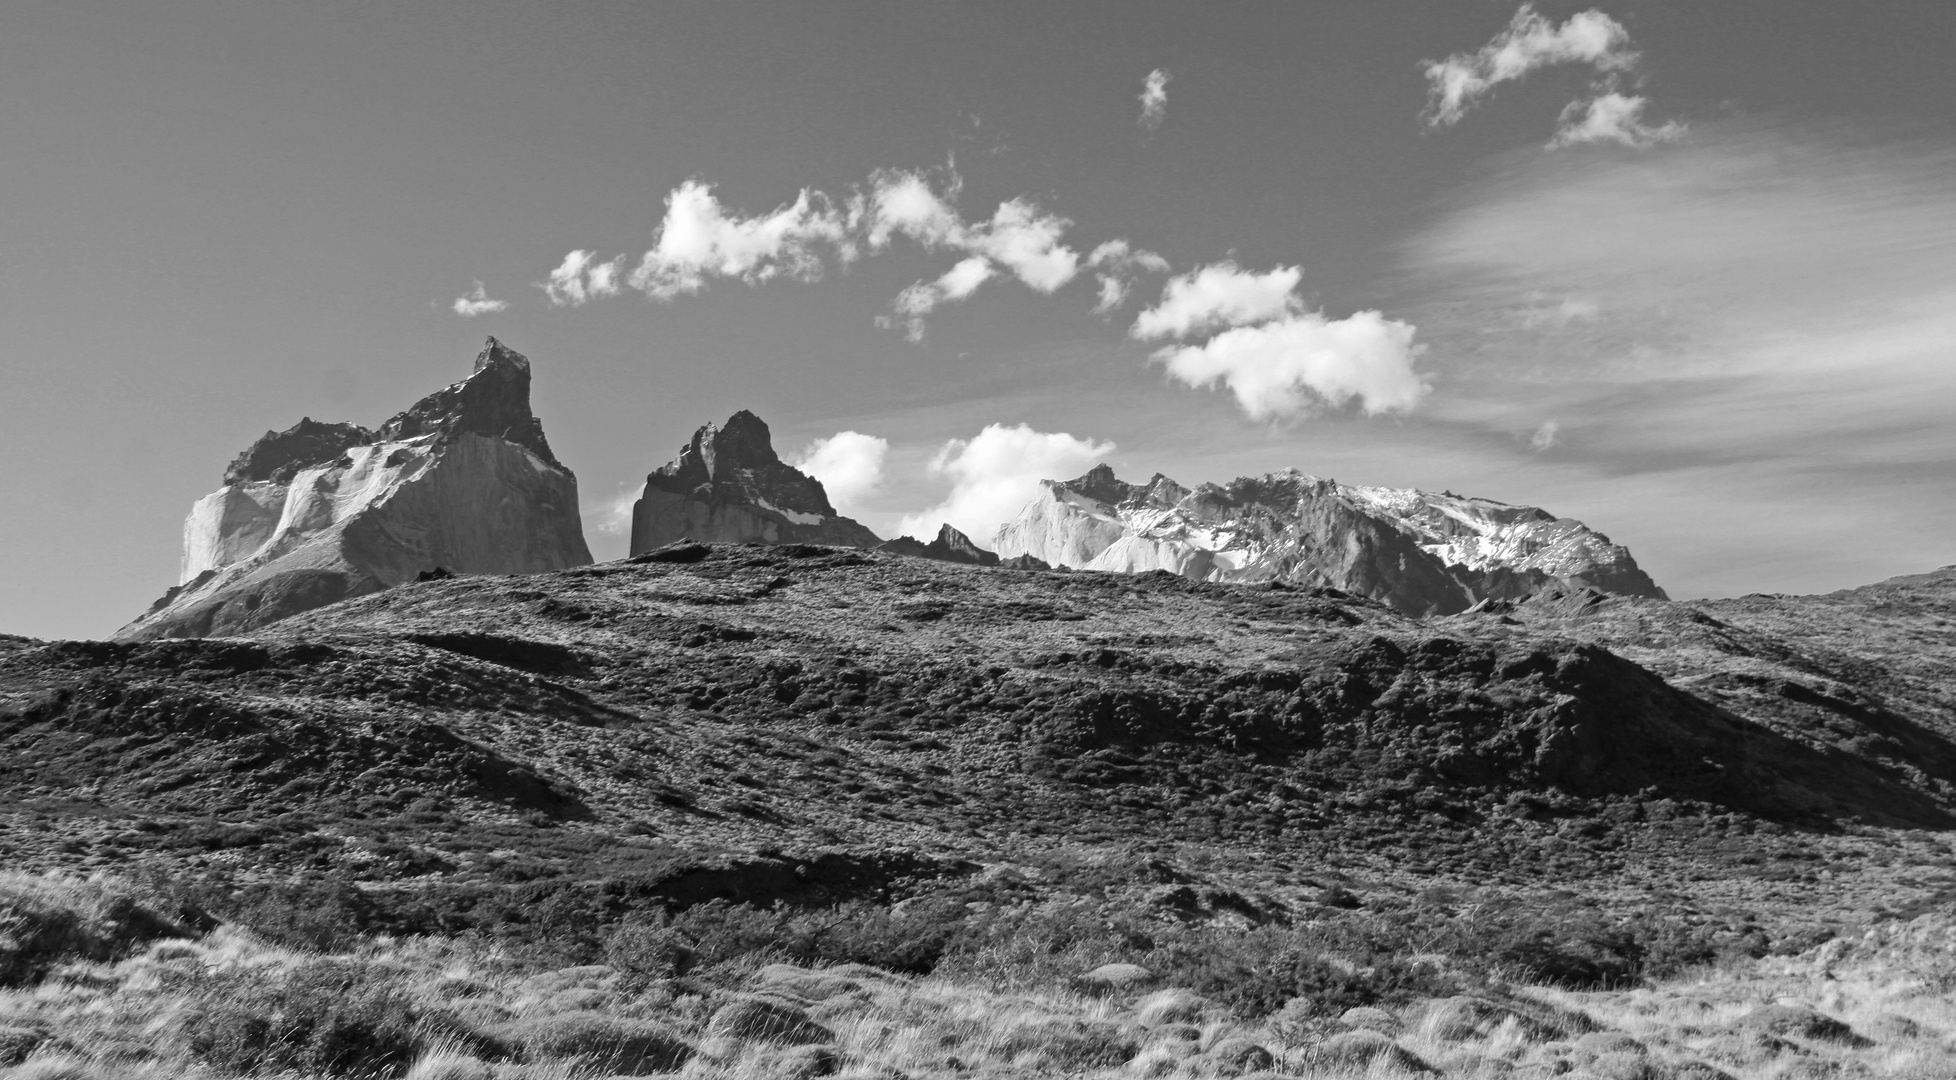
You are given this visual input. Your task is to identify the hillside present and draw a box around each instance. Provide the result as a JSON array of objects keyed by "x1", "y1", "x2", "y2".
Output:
[
  {"x1": 3, "y1": 551, "x2": 1956, "y2": 1079},
  {"x1": 6, "y1": 549, "x2": 1955, "y2": 929}
]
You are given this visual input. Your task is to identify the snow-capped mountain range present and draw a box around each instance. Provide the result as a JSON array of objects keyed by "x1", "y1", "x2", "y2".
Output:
[{"x1": 992, "y1": 464, "x2": 1665, "y2": 616}]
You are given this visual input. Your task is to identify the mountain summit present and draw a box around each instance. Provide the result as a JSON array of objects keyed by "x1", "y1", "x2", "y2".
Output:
[
  {"x1": 993, "y1": 464, "x2": 1664, "y2": 616},
  {"x1": 629, "y1": 411, "x2": 882, "y2": 553},
  {"x1": 117, "y1": 338, "x2": 592, "y2": 640}
]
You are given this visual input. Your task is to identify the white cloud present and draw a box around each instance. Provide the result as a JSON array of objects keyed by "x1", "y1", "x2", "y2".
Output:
[
  {"x1": 540, "y1": 249, "x2": 622, "y2": 307},
  {"x1": 1531, "y1": 419, "x2": 1560, "y2": 450},
  {"x1": 452, "y1": 281, "x2": 507, "y2": 317},
  {"x1": 1087, "y1": 240, "x2": 1170, "y2": 315},
  {"x1": 1423, "y1": 5, "x2": 1635, "y2": 128},
  {"x1": 791, "y1": 431, "x2": 889, "y2": 518},
  {"x1": 897, "y1": 423, "x2": 1115, "y2": 542},
  {"x1": 867, "y1": 169, "x2": 962, "y2": 249},
  {"x1": 1138, "y1": 68, "x2": 1170, "y2": 131},
  {"x1": 1088, "y1": 239, "x2": 1170, "y2": 275},
  {"x1": 1153, "y1": 310, "x2": 1426, "y2": 421},
  {"x1": 1131, "y1": 262, "x2": 1302, "y2": 340},
  {"x1": 533, "y1": 165, "x2": 1165, "y2": 338},
  {"x1": 862, "y1": 171, "x2": 1083, "y2": 333},
  {"x1": 1550, "y1": 92, "x2": 1685, "y2": 148},
  {"x1": 628, "y1": 180, "x2": 853, "y2": 300},
  {"x1": 966, "y1": 200, "x2": 1080, "y2": 292},
  {"x1": 886, "y1": 257, "x2": 997, "y2": 341},
  {"x1": 1423, "y1": 5, "x2": 1679, "y2": 148},
  {"x1": 1093, "y1": 275, "x2": 1129, "y2": 315}
]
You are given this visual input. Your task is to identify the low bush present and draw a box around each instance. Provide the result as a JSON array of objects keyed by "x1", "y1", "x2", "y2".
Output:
[
  {"x1": 493, "y1": 1011, "x2": 692, "y2": 1073},
  {"x1": 1148, "y1": 937, "x2": 1459, "y2": 1017},
  {"x1": 0, "y1": 1026, "x2": 49, "y2": 1067},
  {"x1": 181, "y1": 958, "x2": 504, "y2": 1077}
]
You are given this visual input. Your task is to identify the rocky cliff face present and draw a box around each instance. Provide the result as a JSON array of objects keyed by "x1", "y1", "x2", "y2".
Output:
[
  {"x1": 119, "y1": 338, "x2": 592, "y2": 640},
  {"x1": 629, "y1": 411, "x2": 882, "y2": 553},
  {"x1": 993, "y1": 464, "x2": 1665, "y2": 616}
]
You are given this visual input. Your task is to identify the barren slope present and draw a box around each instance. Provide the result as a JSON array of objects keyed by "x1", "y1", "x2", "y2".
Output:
[{"x1": 3, "y1": 547, "x2": 1953, "y2": 948}]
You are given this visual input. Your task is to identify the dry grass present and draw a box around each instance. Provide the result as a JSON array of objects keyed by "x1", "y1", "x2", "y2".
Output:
[{"x1": 0, "y1": 870, "x2": 1949, "y2": 1079}]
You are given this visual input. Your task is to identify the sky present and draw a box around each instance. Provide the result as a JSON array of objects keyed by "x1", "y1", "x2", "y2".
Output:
[{"x1": 2, "y1": 1, "x2": 1953, "y2": 639}]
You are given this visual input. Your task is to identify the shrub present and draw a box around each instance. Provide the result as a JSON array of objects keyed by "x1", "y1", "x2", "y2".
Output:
[
  {"x1": 0, "y1": 872, "x2": 188, "y2": 986},
  {"x1": 995, "y1": 1017, "x2": 1137, "y2": 1070},
  {"x1": 0, "y1": 1027, "x2": 49, "y2": 1068},
  {"x1": 1144, "y1": 937, "x2": 1456, "y2": 1018},
  {"x1": 182, "y1": 958, "x2": 501, "y2": 1077},
  {"x1": 704, "y1": 996, "x2": 830, "y2": 1046},
  {"x1": 604, "y1": 921, "x2": 698, "y2": 985}
]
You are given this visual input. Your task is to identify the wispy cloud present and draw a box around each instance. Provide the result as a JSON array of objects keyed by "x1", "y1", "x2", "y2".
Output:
[
  {"x1": 451, "y1": 281, "x2": 507, "y2": 317},
  {"x1": 1530, "y1": 419, "x2": 1559, "y2": 451},
  {"x1": 1138, "y1": 68, "x2": 1170, "y2": 131},
  {"x1": 1423, "y1": 5, "x2": 1680, "y2": 148},
  {"x1": 790, "y1": 431, "x2": 889, "y2": 518},
  {"x1": 1134, "y1": 262, "x2": 1426, "y2": 420},
  {"x1": 1087, "y1": 239, "x2": 1171, "y2": 315},
  {"x1": 897, "y1": 423, "x2": 1114, "y2": 542},
  {"x1": 1400, "y1": 124, "x2": 1956, "y2": 513},
  {"x1": 583, "y1": 481, "x2": 642, "y2": 537}
]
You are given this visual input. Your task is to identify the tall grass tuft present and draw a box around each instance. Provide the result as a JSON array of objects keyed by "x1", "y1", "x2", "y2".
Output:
[{"x1": 0, "y1": 873, "x2": 187, "y2": 987}]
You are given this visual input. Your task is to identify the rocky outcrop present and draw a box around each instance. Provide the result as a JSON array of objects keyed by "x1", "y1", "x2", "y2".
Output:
[
  {"x1": 993, "y1": 464, "x2": 1665, "y2": 617},
  {"x1": 119, "y1": 338, "x2": 592, "y2": 640},
  {"x1": 629, "y1": 411, "x2": 882, "y2": 554},
  {"x1": 877, "y1": 524, "x2": 1005, "y2": 566}
]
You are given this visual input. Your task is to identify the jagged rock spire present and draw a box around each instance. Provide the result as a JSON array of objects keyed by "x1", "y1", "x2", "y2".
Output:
[
  {"x1": 646, "y1": 410, "x2": 834, "y2": 515},
  {"x1": 631, "y1": 410, "x2": 882, "y2": 553},
  {"x1": 375, "y1": 337, "x2": 561, "y2": 468}
]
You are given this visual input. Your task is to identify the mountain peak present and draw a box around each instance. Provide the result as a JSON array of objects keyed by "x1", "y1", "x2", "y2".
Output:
[
  {"x1": 1062, "y1": 463, "x2": 1136, "y2": 507},
  {"x1": 708, "y1": 410, "x2": 781, "y2": 477},
  {"x1": 632, "y1": 411, "x2": 881, "y2": 553},
  {"x1": 657, "y1": 410, "x2": 792, "y2": 491},
  {"x1": 121, "y1": 339, "x2": 591, "y2": 640},
  {"x1": 877, "y1": 523, "x2": 1001, "y2": 566},
  {"x1": 376, "y1": 338, "x2": 560, "y2": 468},
  {"x1": 474, "y1": 336, "x2": 531, "y2": 377}
]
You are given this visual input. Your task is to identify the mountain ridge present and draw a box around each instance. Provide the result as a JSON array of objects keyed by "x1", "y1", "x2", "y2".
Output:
[{"x1": 994, "y1": 463, "x2": 1664, "y2": 616}]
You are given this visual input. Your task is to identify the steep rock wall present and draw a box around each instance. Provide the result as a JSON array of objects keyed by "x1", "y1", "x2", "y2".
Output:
[{"x1": 120, "y1": 339, "x2": 591, "y2": 639}]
